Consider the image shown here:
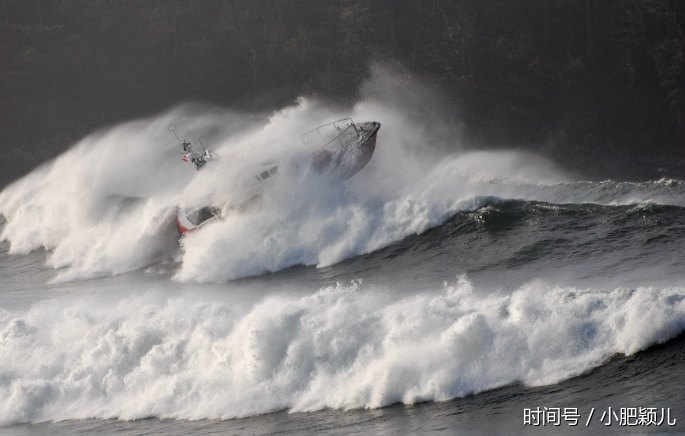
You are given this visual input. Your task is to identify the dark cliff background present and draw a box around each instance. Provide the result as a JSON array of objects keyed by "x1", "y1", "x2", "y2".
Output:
[{"x1": 1, "y1": 0, "x2": 684, "y2": 187}]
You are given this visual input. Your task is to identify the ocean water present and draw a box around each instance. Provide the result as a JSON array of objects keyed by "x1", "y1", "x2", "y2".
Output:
[{"x1": 1, "y1": 90, "x2": 684, "y2": 434}]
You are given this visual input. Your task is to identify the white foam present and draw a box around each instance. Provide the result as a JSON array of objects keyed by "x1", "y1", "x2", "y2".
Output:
[
  {"x1": 1, "y1": 67, "x2": 684, "y2": 282},
  {"x1": 0, "y1": 276, "x2": 683, "y2": 424}
]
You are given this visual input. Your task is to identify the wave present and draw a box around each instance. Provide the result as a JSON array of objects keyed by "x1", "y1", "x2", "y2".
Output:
[
  {"x1": 1, "y1": 70, "x2": 684, "y2": 282},
  {"x1": 0, "y1": 276, "x2": 683, "y2": 424},
  {"x1": 355, "y1": 199, "x2": 685, "y2": 278}
]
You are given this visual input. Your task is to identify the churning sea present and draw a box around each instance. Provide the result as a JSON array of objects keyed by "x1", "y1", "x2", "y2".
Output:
[{"x1": 1, "y1": 100, "x2": 684, "y2": 434}]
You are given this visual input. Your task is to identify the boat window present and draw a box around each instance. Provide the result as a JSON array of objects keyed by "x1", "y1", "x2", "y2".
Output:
[
  {"x1": 196, "y1": 207, "x2": 217, "y2": 225},
  {"x1": 260, "y1": 170, "x2": 270, "y2": 179},
  {"x1": 270, "y1": 166, "x2": 278, "y2": 175},
  {"x1": 187, "y1": 210, "x2": 200, "y2": 225}
]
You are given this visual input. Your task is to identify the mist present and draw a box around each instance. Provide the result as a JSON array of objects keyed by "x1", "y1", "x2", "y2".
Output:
[{"x1": 2, "y1": 65, "x2": 681, "y2": 283}]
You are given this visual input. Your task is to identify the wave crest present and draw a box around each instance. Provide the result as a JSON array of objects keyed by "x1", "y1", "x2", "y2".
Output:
[{"x1": 1, "y1": 277, "x2": 683, "y2": 424}]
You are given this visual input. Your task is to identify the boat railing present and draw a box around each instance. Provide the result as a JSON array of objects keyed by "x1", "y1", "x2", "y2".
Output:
[{"x1": 301, "y1": 118, "x2": 360, "y2": 152}]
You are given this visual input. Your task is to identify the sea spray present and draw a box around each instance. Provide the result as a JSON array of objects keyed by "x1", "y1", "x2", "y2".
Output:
[
  {"x1": 1, "y1": 276, "x2": 684, "y2": 424},
  {"x1": 1, "y1": 67, "x2": 684, "y2": 282}
]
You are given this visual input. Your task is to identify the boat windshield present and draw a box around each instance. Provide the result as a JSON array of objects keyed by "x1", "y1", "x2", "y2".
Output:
[{"x1": 188, "y1": 206, "x2": 220, "y2": 226}]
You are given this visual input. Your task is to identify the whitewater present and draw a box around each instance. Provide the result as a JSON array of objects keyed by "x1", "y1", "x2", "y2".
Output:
[{"x1": 1, "y1": 72, "x2": 684, "y2": 433}]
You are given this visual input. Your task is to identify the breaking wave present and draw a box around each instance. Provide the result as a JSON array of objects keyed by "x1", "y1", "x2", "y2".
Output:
[
  {"x1": 0, "y1": 276, "x2": 683, "y2": 424},
  {"x1": 1, "y1": 66, "x2": 685, "y2": 283}
]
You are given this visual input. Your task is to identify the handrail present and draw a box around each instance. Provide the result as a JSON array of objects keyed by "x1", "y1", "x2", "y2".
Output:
[{"x1": 301, "y1": 118, "x2": 359, "y2": 147}]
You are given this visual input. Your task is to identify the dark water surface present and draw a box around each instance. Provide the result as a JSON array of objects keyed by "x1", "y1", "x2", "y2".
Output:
[{"x1": 1, "y1": 180, "x2": 684, "y2": 434}]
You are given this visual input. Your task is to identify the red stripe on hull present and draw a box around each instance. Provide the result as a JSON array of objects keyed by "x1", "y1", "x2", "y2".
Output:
[{"x1": 176, "y1": 220, "x2": 192, "y2": 234}]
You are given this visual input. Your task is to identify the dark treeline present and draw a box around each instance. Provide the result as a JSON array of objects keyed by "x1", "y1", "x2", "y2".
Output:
[{"x1": 1, "y1": 0, "x2": 684, "y2": 186}]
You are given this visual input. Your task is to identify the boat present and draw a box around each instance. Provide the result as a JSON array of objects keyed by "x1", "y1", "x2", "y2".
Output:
[
  {"x1": 305, "y1": 119, "x2": 380, "y2": 181},
  {"x1": 175, "y1": 118, "x2": 380, "y2": 235}
]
